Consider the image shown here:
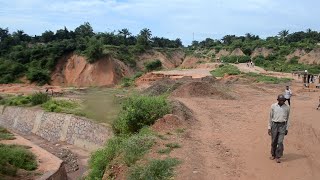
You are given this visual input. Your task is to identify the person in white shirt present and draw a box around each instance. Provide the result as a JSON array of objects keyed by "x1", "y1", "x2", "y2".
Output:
[
  {"x1": 284, "y1": 86, "x2": 292, "y2": 106},
  {"x1": 268, "y1": 94, "x2": 290, "y2": 163}
]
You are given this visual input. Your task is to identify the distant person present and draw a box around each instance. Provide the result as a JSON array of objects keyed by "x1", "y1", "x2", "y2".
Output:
[
  {"x1": 284, "y1": 86, "x2": 292, "y2": 106},
  {"x1": 268, "y1": 94, "x2": 290, "y2": 163},
  {"x1": 317, "y1": 96, "x2": 320, "y2": 110}
]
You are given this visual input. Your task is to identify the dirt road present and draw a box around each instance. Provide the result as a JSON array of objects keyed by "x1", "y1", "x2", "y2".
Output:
[{"x1": 173, "y1": 82, "x2": 320, "y2": 180}]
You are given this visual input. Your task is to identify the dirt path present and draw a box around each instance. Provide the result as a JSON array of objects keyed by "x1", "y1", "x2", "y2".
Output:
[{"x1": 173, "y1": 82, "x2": 320, "y2": 180}]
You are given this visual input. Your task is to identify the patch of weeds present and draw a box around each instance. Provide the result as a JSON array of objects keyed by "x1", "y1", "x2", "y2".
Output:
[
  {"x1": 165, "y1": 143, "x2": 181, "y2": 149},
  {"x1": 157, "y1": 134, "x2": 169, "y2": 140},
  {"x1": 175, "y1": 128, "x2": 185, "y2": 134},
  {"x1": 0, "y1": 127, "x2": 15, "y2": 140},
  {"x1": 87, "y1": 136, "x2": 124, "y2": 180},
  {"x1": 0, "y1": 144, "x2": 37, "y2": 177},
  {"x1": 210, "y1": 64, "x2": 241, "y2": 77},
  {"x1": 157, "y1": 148, "x2": 172, "y2": 154},
  {"x1": 87, "y1": 128, "x2": 156, "y2": 179},
  {"x1": 122, "y1": 129, "x2": 156, "y2": 166},
  {"x1": 243, "y1": 72, "x2": 292, "y2": 84},
  {"x1": 128, "y1": 158, "x2": 180, "y2": 180}
]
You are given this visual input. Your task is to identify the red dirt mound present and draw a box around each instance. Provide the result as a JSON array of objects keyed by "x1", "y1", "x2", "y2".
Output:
[
  {"x1": 231, "y1": 48, "x2": 245, "y2": 56},
  {"x1": 251, "y1": 47, "x2": 273, "y2": 58},
  {"x1": 171, "y1": 81, "x2": 233, "y2": 99},
  {"x1": 180, "y1": 56, "x2": 210, "y2": 68},
  {"x1": 51, "y1": 54, "x2": 133, "y2": 87},
  {"x1": 152, "y1": 114, "x2": 184, "y2": 133}
]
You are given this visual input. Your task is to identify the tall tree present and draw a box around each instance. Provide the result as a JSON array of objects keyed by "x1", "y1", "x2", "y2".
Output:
[
  {"x1": 75, "y1": 22, "x2": 94, "y2": 37},
  {"x1": 0, "y1": 27, "x2": 9, "y2": 42}
]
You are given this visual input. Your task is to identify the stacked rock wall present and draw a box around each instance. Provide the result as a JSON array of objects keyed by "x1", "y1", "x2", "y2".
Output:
[{"x1": 0, "y1": 105, "x2": 112, "y2": 151}]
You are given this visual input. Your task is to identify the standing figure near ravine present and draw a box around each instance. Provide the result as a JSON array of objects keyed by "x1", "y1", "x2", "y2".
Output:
[
  {"x1": 268, "y1": 95, "x2": 290, "y2": 163},
  {"x1": 284, "y1": 86, "x2": 292, "y2": 106}
]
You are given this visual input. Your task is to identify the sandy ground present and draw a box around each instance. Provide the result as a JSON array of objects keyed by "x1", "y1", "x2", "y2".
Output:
[{"x1": 171, "y1": 82, "x2": 320, "y2": 180}]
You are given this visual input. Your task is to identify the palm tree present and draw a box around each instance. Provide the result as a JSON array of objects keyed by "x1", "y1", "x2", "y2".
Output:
[
  {"x1": 306, "y1": 28, "x2": 312, "y2": 34},
  {"x1": 140, "y1": 28, "x2": 152, "y2": 41},
  {"x1": 118, "y1": 28, "x2": 131, "y2": 39},
  {"x1": 278, "y1": 30, "x2": 289, "y2": 38}
]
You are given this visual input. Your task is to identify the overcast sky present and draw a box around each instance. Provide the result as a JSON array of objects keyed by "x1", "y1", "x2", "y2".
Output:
[{"x1": 1, "y1": 0, "x2": 319, "y2": 45}]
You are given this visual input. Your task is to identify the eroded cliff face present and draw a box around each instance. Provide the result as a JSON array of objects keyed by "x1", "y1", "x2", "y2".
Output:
[{"x1": 51, "y1": 54, "x2": 133, "y2": 87}]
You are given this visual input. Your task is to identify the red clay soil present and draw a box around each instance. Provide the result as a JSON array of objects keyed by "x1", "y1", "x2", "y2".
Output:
[
  {"x1": 152, "y1": 114, "x2": 185, "y2": 133},
  {"x1": 180, "y1": 56, "x2": 210, "y2": 69},
  {"x1": 51, "y1": 54, "x2": 133, "y2": 87},
  {"x1": 167, "y1": 81, "x2": 320, "y2": 180},
  {"x1": 0, "y1": 84, "x2": 63, "y2": 95}
]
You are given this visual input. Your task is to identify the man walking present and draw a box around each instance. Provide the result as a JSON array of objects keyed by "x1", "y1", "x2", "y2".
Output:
[
  {"x1": 284, "y1": 86, "x2": 292, "y2": 106},
  {"x1": 268, "y1": 94, "x2": 290, "y2": 163}
]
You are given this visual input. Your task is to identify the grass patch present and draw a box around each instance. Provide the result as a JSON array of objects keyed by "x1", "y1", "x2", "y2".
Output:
[
  {"x1": 0, "y1": 92, "x2": 50, "y2": 106},
  {"x1": 0, "y1": 127, "x2": 15, "y2": 140},
  {"x1": 128, "y1": 158, "x2": 180, "y2": 180},
  {"x1": 165, "y1": 143, "x2": 181, "y2": 149},
  {"x1": 0, "y1": 144, "x2": 38, "y2": 176},
  {"x1": 175, "y1": 128, "x2": 186, "y2": 134},
  {"x1": 122, "y1": 129, "x2": 156, "y2": 166},
  {"x1": 0, "y1": 95, "x2": 32, "y2": 106},
  {"x1": 112, "y1": 95, "x2": 170, "y2": 135},
  {"x1": 243, "y1": 72, "x2": 292, "y2": 84},
  {"x1": 41, "y1": 99, "x2": 86, "y2": 116},
  {"x1": 210, "y1": 64, "x2": 241, "y2": 77},
  {"x1": 157, "y1": 148, "x2": 172, "y2": 154}
]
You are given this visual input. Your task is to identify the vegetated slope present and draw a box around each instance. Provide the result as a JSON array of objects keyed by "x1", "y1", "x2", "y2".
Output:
[
  {"x1": 299, "y1": 48, "x2": 320, "y2": 65},
  {"x1": 136, "y1": 49, "x2": 185, "y2": 70},
  {"x1": 51, "y1": 53, "x2": 133, "y2": 87}
]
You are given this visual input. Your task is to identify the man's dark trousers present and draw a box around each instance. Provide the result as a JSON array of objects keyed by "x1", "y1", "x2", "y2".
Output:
[{"x1": 271, "y1": 122, "x2": 286, "y2": 158}]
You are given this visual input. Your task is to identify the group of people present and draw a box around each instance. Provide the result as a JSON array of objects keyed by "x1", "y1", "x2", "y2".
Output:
[
  {"x1": 246, "y1": 60, "x2": 254, "y2": 68},
  {"x1": 267, "y1": 85, "x2": 319, "y2": 163}
]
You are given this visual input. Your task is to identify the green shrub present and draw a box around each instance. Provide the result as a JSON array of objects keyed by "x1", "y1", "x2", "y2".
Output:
[
  {"x1": 220, "y1": 55, "x2": 251, "y2": 63},
  {"x1": 128, "y1": 158, "x2": 180, "y2": 180},
  {"x1": 0, "y1": 144, "x2": 37, "y2": 176},
  {"x1": 112, "y1": 95, "x2": 170, "y2": 134},
  {"x1": 26, "y1": 68, "x2": 51, "y2": 85},
  {"x1": 144, "y1": 60, "x2": 162, "y2": 71},
  {"x1": 210, "y1": 64, "x2": 241, "y2": 77},
  {"x1": 30, "y1": 92, "x2": 50, "y2": 105}
]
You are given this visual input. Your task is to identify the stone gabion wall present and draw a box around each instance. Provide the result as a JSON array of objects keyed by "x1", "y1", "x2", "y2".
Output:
[{"x1": 0, "y1": 105, "x2": 112, "y2": 150}]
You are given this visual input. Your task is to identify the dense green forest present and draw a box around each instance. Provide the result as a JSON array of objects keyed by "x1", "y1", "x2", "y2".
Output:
[{"x1": 1, "y1": 22, "x2": 320, "y2": 84}]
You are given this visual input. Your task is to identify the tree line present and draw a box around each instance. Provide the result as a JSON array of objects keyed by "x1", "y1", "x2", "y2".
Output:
[{"x1": 0, "y1": 22, "x2": 183, "y2": 84}]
